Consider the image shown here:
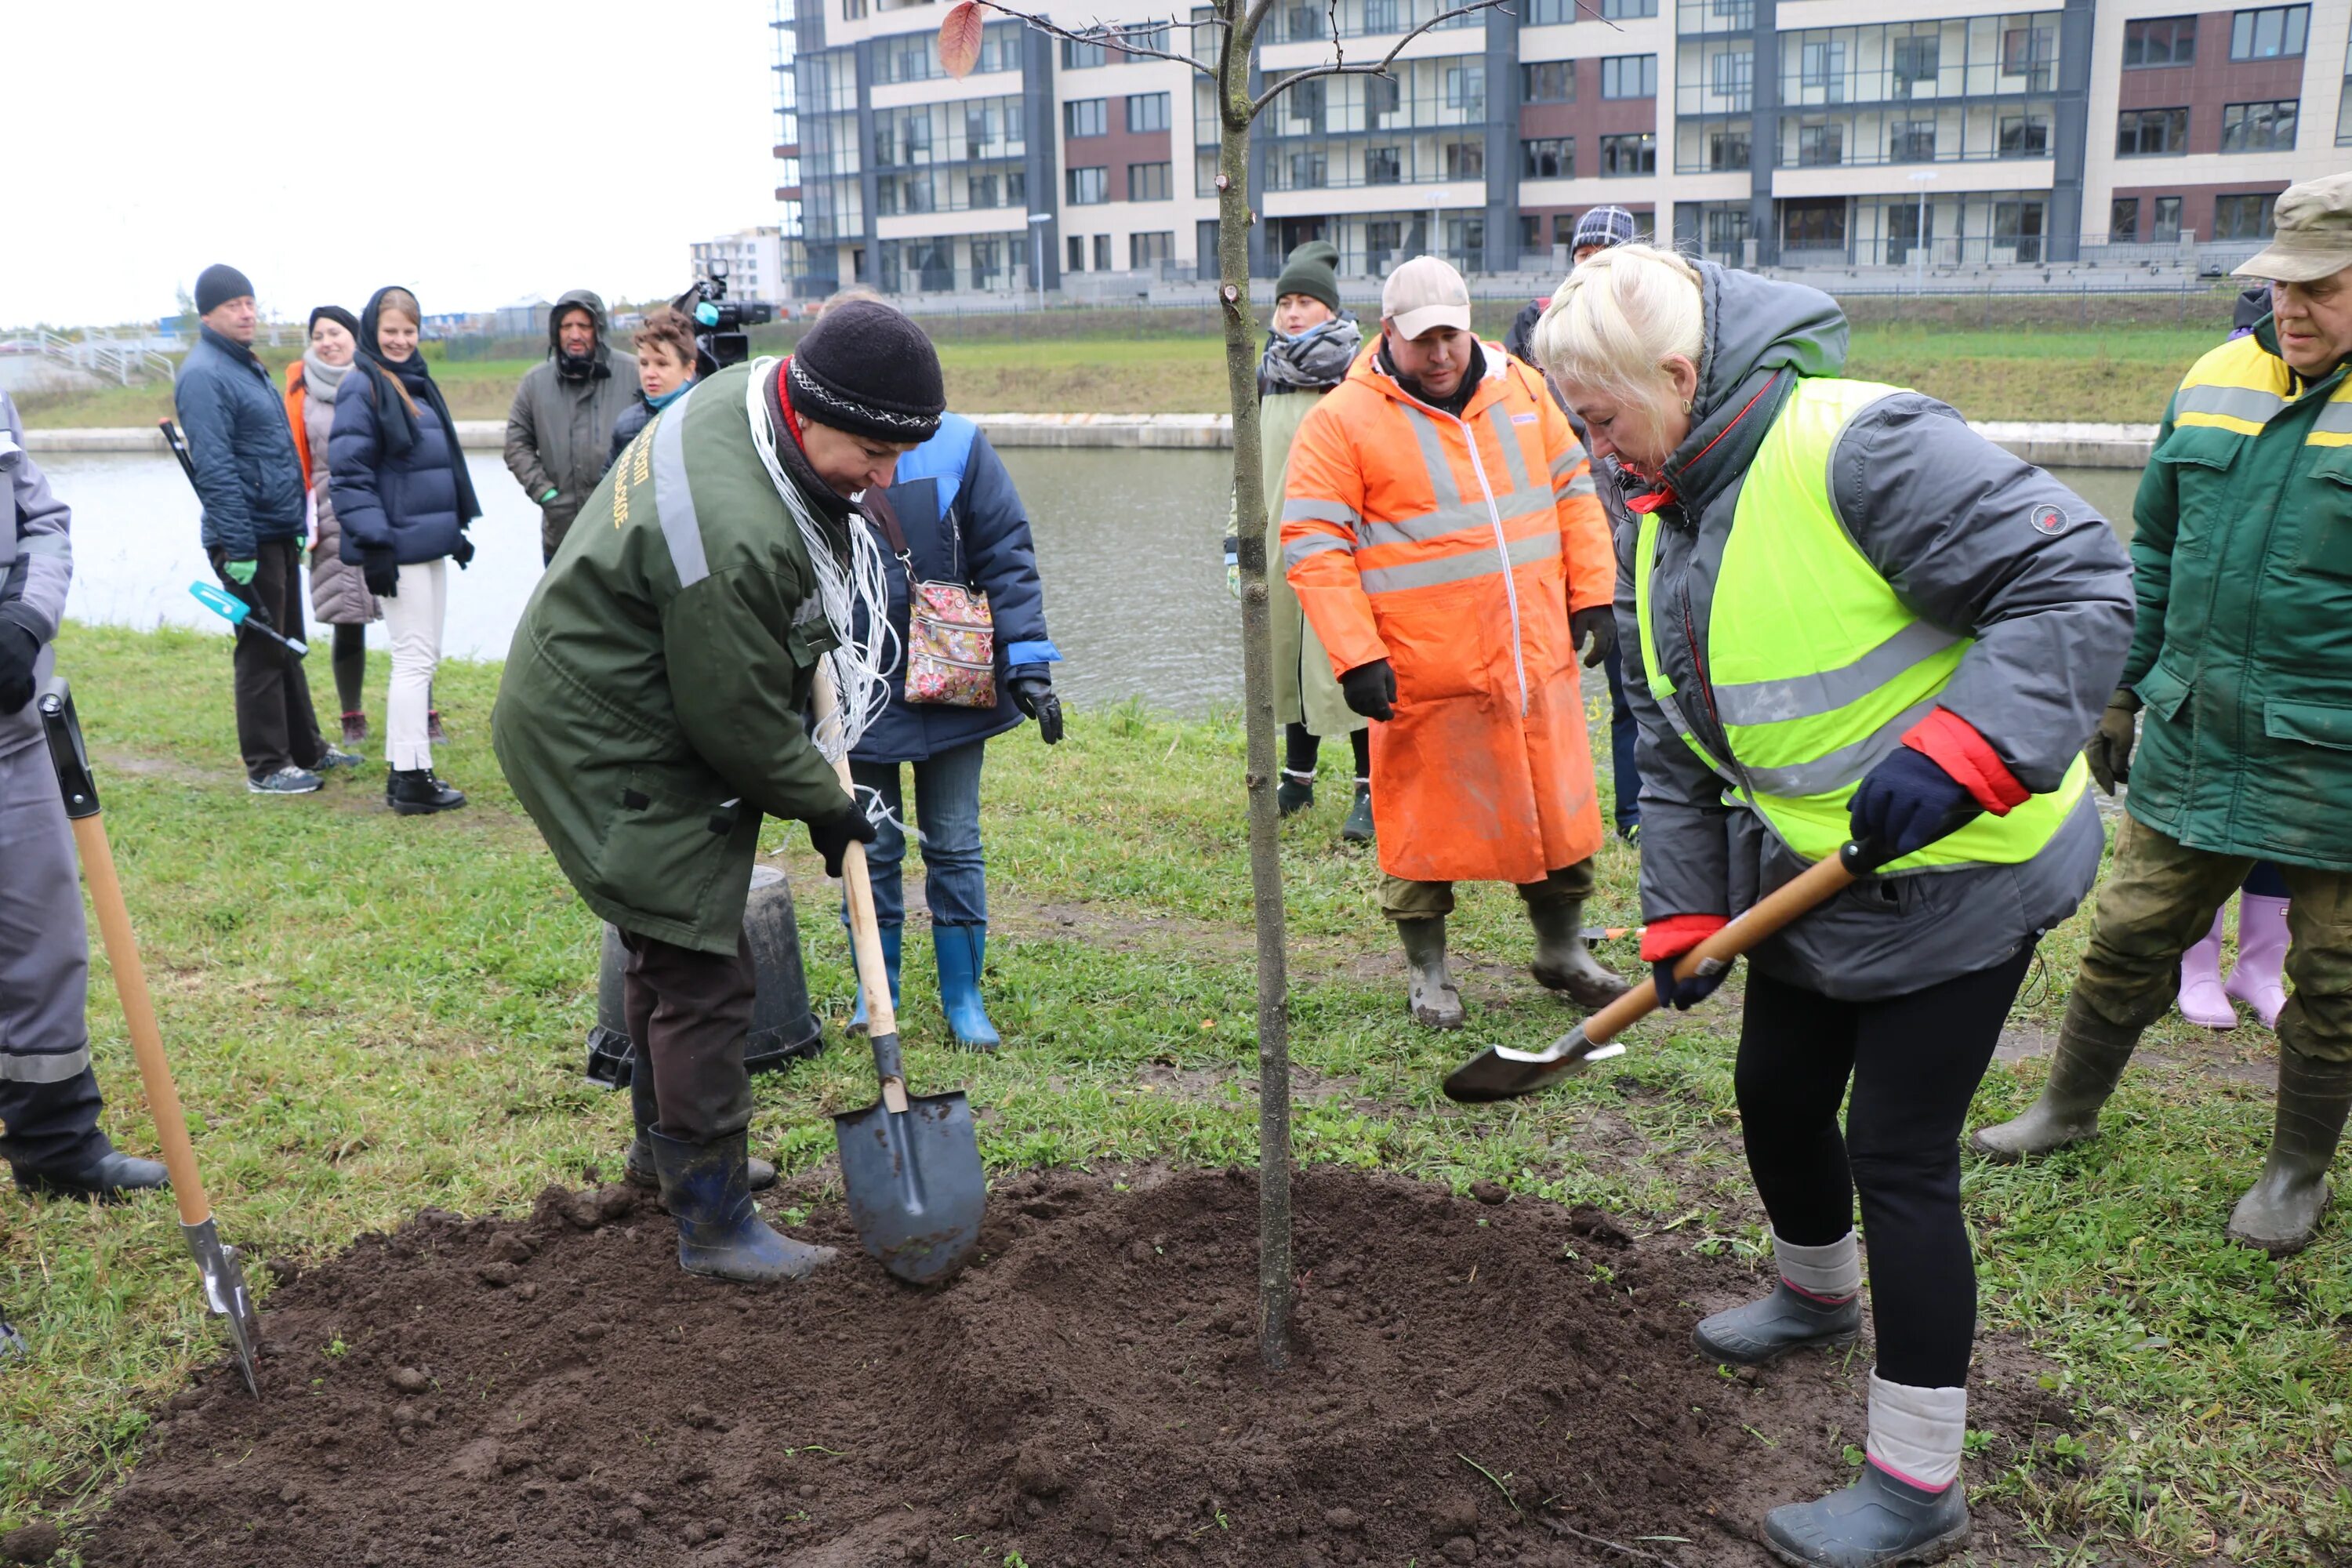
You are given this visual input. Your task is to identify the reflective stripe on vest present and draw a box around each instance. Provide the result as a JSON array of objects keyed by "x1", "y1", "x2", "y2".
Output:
[{"x1": 1635, "y1": 376, "x2": 2087, "y2": 871}]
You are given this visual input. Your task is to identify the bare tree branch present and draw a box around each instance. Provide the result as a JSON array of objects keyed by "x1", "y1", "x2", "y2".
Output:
[
  {"x1": 1247, "y1": 0, "x2": 1621, "y2": 115},
  {"x1": 969, "y1": 0, "x2": 1218, "y2": 76}
]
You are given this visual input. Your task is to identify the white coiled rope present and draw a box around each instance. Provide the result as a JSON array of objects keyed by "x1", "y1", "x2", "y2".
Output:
[{"x1": 743, "y1": 357, "x2": 899, "y2": 771}]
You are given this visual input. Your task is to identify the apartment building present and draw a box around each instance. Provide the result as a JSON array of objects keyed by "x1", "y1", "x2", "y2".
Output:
[
  {"x1": 768, "y1": 0, "x2": 2350, "y2": 297},
  {"x1": 688, "y1": 227, "x2": 790, "y2": 301}
]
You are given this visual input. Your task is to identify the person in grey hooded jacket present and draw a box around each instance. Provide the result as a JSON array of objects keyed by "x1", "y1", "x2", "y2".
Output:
[
  {"x1": 503, "y1": 289, "x2": 639, "y2": 564},
  {"x1": 0, "y1": 391, "x2": 169, "y2": 1201},
  {"x1": 1534, "y1": 249, "x2": 2129, "y2": 1567}
]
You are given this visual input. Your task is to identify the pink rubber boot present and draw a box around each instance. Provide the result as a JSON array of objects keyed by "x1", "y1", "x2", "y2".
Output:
[
  {"x1": 2224, "y1": 895, "x2": 2291, "y2": 1030},
  {"x1": 2177, "y1": 906, "x2": 2236, "y2": 1028}
]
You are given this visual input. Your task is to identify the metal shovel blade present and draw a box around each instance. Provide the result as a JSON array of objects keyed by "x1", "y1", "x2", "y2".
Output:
[
  {"x1": 1442, "y1": 1025, "x2": 1627, "y2": 1104},
  {"x1": 183, "y1": 1218, "x2": 261, "y2": 1395},
  {"x1": 832, "y1": 1033, "x2": 985, "y2": 1286}
]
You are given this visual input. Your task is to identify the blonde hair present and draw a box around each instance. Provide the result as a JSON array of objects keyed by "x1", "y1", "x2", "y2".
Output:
[
  {"x1": 815, "y1": 285, "x2": 891, "y2": 317},
  {"x1": 1529, "y1": 244, "x2": 1704, "y2": 454},
  {"x1": 376, "y1": 287, "x2": 422, "y2": 328}
]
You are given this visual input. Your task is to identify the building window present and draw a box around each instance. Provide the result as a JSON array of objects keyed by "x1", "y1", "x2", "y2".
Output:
[
  {"x1": 1363, "y1": 0, "x2": 1399, "y2": 29},
  {"x1": 1800, "y1": 39, "x2": 1845, "y2": 92},
  {"x1": 2342, "y1": 40, "x2": 2352, "y2": 144},
  {"x1": 2108, "y1": 198, "x2": 2140, "y2": 241},
  {"x1": 2123, "y1": 16, "x2": 2197, "y2": 67},
  {"x1": 1599, "y1": 132, "x2": 1656, "y2": 176},
  {"x1": 1599, "y1": 0, "x2": 1658, "y2": 15},
  {"x1": 2153, "y1": 195, "x2": 2183, "y2": 241},
  {"x1": 1709, "y1": 124, "x2": 1751, "y2": 169},
  {"x1": 1782, "y1": 198, "x2": 1846, "y2": 252},
  {"x1": 1993, "y1": 198, "x2": 2045, "y2": 262},
  {"x1": 1445, "y1": 65, "x2": 1485, "y2": 112},
  {"x1": 1282, "y1": 1, "x2": 1325, "y2": 39},
  {"x1": 1797, "y1": 120, "x2": 1844, "y2": 166},
  {"x1": 2230, "y1": 5, "x2": 2307, "y2": 60},
  {"x1": 1131, "y1": 231, "x2": 1174, "y2": 270},
  {"x1": 1711, "y1": 49, "x2": 1754, "y2": 107},
  {"x1": 1067, "y1": 166, "x2": 1109, "y2": 204},
  {"x1": 1062, "y1": 36, "x2": 1108, "y2": 67},
  {"x1": 1706, "y1": 207, "x2": 1751, "y2": 258},
  {"x1": 1288, "y1": 151, "x2": 1328, "y2": 188},
  {"x1": 1891, "y1": 34, "x2": 1939, "y2": 94},
  {"x1": 2001, "y1": 22, "x2": 2056, "y2": 89},
  {"x1": 840, "y1": 0, "x2": 865, "y2": 18},
  {"x1": 1444, "y1": 215, "x2": 1486, "y2": 267},
  {"x1": 1523, "y1": 137, "x2": 1574, "y2": 178},
  {"x1": 1443, "y1": 140, "x2": 1484, "y2": 179},
  {"x1": 2215, "y1": 193, "x2": 2278, "y2": 240},
  {"x1": 1520, "y1": 213, "x2": 1546, "y2": 253},
  {"x1": 1065, "y1": 99, "x2": 1108, "y2": 138},
  {"x1": 1093, "y1": 234, "x2": 1112, "y2": 270},
  {"x1": 1522, "y1": 60, "x2": 1573, "y2": 103},
  {"x1": 1128, "y1": 162, "x2": 1174, "y2": 200},
  {"x1": 2117, "y1": 107, "x2": 2190, "y2": 157},
  {"x1": 1365, "y1": 145, "x2": 1402, "y2": 183},
  {"x1": 2220, "y1": 100, "x2": 2299, "y2": 153},
  {"x1": 1068, "y1": 235, "x2": 1086, "y2": 271},
  {"x1": 1601, "y1": 55, "x2": 1658, "y2": 99},
  {"x1": 1999, "y1": 113, "x2": 2050, "y2": 158},
  {"x1": 1889, "y1": 121, "x2": 1936, "y2": 162},
  {"x1": 1127, "y1": 93, "x2": 1171, "y2": 132}
]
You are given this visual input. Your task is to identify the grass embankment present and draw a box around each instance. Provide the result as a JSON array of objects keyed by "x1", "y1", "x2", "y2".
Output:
[{"x1": 2, "y1": 625, "x2": 2346, "y2": 1563}]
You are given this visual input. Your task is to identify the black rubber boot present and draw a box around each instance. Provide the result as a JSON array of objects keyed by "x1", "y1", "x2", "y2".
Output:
[
  {"x1": 1693, "y1": 1282, "x2": 1862, "y2": 1365},
  {"x1": 1398, "y1": 916, "x2": 1465, "y2": 1029},
  {"x1": 1527, "y1": 898, "x2": 1633, "y2": 1009},
  {"x1": 386, "y1": 768, "x2": 466, "y2": 816},
  {"x1": 1276, "y1": 769, "x2": 1316, "y2": 816},
  {"x1": 1764, "y1": 1465, "x2": 1971, "y2": 1567},
  {"x1": 12, "y1": 1147, "x2": 170, "y2": 1203},
  {"x1": 2226, "y1": 1049, "x2": 2352, "y2": 1256},
  {"x1": 623, "y1": 1067, "x2": 775, "y2": 1195},
  {"x1": 1341, "y1": 780, "x2": 1374, "y2": 844},
  {"x1": 648, "y1": 1130, "x2": 833, "y2": 1283},
  {"x1": 1969, "y1": 993, "x2": 2139, "y2": 1161}
]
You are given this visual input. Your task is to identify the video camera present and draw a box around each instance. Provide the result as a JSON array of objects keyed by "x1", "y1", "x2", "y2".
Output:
[{"x1": 675, "y1": 261, "x2": 775, "y2": 373}]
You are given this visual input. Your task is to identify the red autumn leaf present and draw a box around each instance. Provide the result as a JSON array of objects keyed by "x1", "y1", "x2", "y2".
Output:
[{"x1": 939, "y1": 0, "x2": 985, "y2": 77}]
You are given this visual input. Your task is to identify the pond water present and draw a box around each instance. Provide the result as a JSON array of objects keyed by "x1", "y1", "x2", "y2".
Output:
[{"x1": 33, "y1": 446, "x2": 2135, "y2": 717}]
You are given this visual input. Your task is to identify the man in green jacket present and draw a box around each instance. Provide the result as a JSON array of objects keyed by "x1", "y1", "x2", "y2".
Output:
[
  {"x1": 1976, "y1": 173, "x2": 2352, "y2": 1256},
  {"x1": 494, "y1": 302, "x2": 946, "y2": 1283}
]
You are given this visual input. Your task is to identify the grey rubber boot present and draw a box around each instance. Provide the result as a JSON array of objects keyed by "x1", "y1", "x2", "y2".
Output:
[
  {"x1": 649, "y1": 1129, "x2": 835, "y2": 1284},
  {"x1": 1527, "y1": 898, "x2": 1633, "y2": 1009},
  {"x1": 1398, "y1": 916, "x2": 1465, "y2": 1029},
  {"x1": 1693, "y1": 1282, "x2": 1862, "y2": 1366},
  {"x1": 1969, "y1": 994, "x2": 2140, "y2": 1162},
  {"x1": 624, "y1": 1064, "x2": 775, "y2": 1196},
  {"x1": 1764, "y1": 1465, "x2": 1971, "y2": 1568},
  {"x1": 2226, "y1": 1050, "x2": 2352, "y2": 1256}
]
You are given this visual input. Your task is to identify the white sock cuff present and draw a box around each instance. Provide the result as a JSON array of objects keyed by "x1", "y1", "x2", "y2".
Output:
[
  {"x1": 1865, "y1": 1373, "x2": 1966, "y2": 1490},
  {"x1": 1772, "y1": 1229, "x2": 1861, "y2": 1299}
]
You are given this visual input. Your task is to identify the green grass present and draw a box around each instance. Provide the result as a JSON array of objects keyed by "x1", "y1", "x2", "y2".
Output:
[{"x1": 3, "y1": 627, "x2": 2347, "y2": 1564}]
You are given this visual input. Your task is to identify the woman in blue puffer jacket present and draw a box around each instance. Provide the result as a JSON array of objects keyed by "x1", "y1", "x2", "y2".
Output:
[{"x1": 329, "y1": 286, "x2": 481, "y2": 816}]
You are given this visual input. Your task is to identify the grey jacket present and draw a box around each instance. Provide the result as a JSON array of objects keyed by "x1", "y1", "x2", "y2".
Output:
[
  {"x1": 1619, "y1": 264, "x2": 2132, "y2": 1000},
  {"x1": 503, "y1": 289, "x2": 638, "y2": 557},
  {"x1": 0, "y1": 392, "x2": 71, "y2": 758},
  {"x1": 298, "y1": 361, "x2": 379, "y2": 626}
]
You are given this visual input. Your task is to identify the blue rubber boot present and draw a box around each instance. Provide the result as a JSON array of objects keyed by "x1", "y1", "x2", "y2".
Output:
[
  {"x1": 648, "y1": 1129, "x2": 835, "y2": 1284},
  {"x1": 934, "y1": 924, "x2": 1002, "y2": 1053},
  {"x1": 848, "y1": 922, "x2": 903, "y2": 1036}
]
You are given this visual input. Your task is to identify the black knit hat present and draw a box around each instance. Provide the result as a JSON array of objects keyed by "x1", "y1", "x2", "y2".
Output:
[
  {"x1": 307, "y1": 304, "x2": 361, "y2": 340},
  {"x1": 1274, "y1": 241, "x2": 1341, "y2": 315},
  {"x1": 194, "y1": 263, "x2": 255, "y2": 315},
  {"x1": 787, "y1": 300, "x2": 945, "y2": 444}
]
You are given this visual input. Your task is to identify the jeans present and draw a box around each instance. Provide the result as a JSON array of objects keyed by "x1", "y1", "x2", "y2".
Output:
[
  {"x1": 383, "y1": 559, "x2": 446, "y2": 771},
  {"x1": 1604, "y1": 641, "x2": 1640, "y2": 835},
  {"x1": 209, "y1": 538, "x2": 325, "y2": 780},
  {"x1": 848, "y1": 739, "x2": 987, "y2": 928}
]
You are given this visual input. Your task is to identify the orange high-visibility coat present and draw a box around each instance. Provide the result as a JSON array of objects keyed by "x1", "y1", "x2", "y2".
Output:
[{"x1": 1282, "y1": 340, "x2": 1614, "y2": 884}]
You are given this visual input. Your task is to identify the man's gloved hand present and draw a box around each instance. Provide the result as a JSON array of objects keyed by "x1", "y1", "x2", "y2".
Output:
[
  {"x1": 1570, "y1": 605, "x2": 1617, "y2": 669},
  {"x1": 451, "y1": 534, "x2": 476, "y2": 569},
  {"x1": 1849, "y1": 746, "x2": 1982, "y2": 871},
  {"x1": 807, "y1": 794, "x2": 880, "y2": 879},
  {"x1": 1653, "y1": 955, "x2": 1731, "y2": 1011},
  {"x1": 362, "y1": 546, "x2": 400, "y2": 599},
  {"x1": 0, "y1": 620, "x2": 39, "y2": 715},
  {"x1": 2085, "y1": 688, "x2": 2140, "y2": 796},
  {"x1": 1008, "y1": 666, "x2": 1063, "y2": 745},
  {"x1": 1340, "y1": 659, "x2": 1396, "y2": 721},
  {"x1": 223, "y1": 558, "x2": 258, "y2": 586}
]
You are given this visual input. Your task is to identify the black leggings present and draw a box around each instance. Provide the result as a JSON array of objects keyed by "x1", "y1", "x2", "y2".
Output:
[
  {"x1": 1283, "y1": 724, "x2": 1371, "y2": 779},
  {"x1": 332, "y1": 623, "x2": 367, "y2": 717},
  {"x1": 1734, "y1": 947, "x2": 2033, "y2": 1388}
]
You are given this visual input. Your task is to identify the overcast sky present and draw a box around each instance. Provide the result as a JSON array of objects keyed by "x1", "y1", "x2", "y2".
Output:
[{"x1": 3, "y1": 2, "x2": 783, "y2": 330}]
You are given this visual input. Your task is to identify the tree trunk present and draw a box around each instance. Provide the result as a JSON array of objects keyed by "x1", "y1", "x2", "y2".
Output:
[{"x1": 1217, "y1": 64, "x2": 1292, "y2": 1374}]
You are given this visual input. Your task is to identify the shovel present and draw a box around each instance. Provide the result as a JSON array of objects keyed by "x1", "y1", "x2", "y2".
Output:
[
  {"x1": 814, "y1": 668, "x2": 985, "y2": 1286},
  {"x1": 1443, "y1": 842, "x2": 1866, "y2": 1104},
  {"x1": 38, "y1": 677, "x2": 263, "y2": 1395}
]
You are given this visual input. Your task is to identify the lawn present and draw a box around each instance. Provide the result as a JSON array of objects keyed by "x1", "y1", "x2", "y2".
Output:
[{"x1": 1, "y1": 625, "x2": 2345, "y2": 1563}]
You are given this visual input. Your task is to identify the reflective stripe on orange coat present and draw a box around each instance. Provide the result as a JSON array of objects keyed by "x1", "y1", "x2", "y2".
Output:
[{"x1": 1281, "y1": 340, "x2": 1614, "y2": 884}]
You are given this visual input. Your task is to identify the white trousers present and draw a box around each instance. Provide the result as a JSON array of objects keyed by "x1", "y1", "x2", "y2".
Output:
[{"x1": 383, "y1": 558, "x2": 446, "y2": 771}]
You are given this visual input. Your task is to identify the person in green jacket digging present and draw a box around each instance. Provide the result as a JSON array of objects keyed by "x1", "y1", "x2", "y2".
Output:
[
  {"x1": 493, "y1": 302, "x2": 947, "y2": 1283},
  {"x1": 1975, "y1": 172, "x2": 2352, "y2": 1256}
]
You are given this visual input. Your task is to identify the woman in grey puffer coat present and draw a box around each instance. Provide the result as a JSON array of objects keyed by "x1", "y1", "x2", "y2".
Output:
[{"x1": 287, "y1": 305, "x2": 380, "y2": 746}]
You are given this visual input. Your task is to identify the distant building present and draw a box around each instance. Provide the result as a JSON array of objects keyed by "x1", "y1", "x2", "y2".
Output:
[
  {"x1": 496, "y1": 295, "x2": 551, "y2": 338},
  {"x1": 688, "y1": 228, "x2": 789, "y2": 303}
]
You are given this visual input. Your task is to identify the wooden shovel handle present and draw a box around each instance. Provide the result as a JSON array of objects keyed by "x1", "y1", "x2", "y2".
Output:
[
  {"x1": 811, "y1": 666, "x2": 907, "y2": 1111},
  {"x1": 69, "y1": 815, "x2": 210, "y2": 1229},
  {"x1": 1581, "y1": 844, "x2": 1863, "y2": 1050}
]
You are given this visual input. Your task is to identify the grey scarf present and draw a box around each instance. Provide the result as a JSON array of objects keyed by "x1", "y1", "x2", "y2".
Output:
[
  {"x1": 1258, "y1": 315, "x2": 1362, "y2": 397},
  {"x1": 302, "y1": 347, "x2": 353, "y2": 401}
]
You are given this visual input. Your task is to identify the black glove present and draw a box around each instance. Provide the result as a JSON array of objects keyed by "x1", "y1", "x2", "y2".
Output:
[
  {"x1": 451, "y1": 534, "x2": 476, "y2": 569},
  {"x1": 1653, "y1": 955, "x2": 1731, "y2": 1012},
  {"x1": 807, "y1": 794, "x2": 880, "y2": 879},
  {"x1": 1008, "y1": 666, "x2": 1063, "y2": 745},
  {"x1": 1340, "y1": 659, "x2": 1396, "y2": 721},
  {"x1": 362, "y1": 546, "x2": 400, "y2": 599},
  {"x1": 0, "y1": 619, "x2": 38, "y2": 716},
  {"x1": 2085, "y1": 688, "x2": 2139, "y2": 796},
  {"x1": 1570, "y1": 605, "x2": 1617, "y2": 669},
  {"x1": 1848, "y1": 746, "x2": 1982, "y2": 872}
]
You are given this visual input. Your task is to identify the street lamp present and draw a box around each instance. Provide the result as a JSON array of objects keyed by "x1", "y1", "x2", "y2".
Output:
[
  {"x1": 1029, "y1": 212, "x2": 1052, "y2": 312},
  {"x1": 1907, "y1": 170, "x2": 1937, "y2": 294}
]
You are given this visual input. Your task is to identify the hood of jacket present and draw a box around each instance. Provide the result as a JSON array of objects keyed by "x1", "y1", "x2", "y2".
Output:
[
  {"x1": 1655, "y1": 263, "x2": 1848, "y2": 516},
  {"x1": 549, "y1": 289, "x2": 613, "y2": 381}
]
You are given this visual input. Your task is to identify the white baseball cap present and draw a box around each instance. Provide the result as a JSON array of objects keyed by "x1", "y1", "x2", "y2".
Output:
[{"x1": 1381, "y1": 255, "x2": 1472, "y2": 341}]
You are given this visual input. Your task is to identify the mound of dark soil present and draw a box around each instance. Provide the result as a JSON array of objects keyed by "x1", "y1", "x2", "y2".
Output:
[{"x1": 85, "y1": 1168, "x2": 2074, "y2": 1567}]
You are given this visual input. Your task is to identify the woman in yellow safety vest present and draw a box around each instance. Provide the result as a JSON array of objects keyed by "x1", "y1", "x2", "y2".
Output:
[{"x1": 1532, "y1": 247, "x2": 2132, "y2": 1567}]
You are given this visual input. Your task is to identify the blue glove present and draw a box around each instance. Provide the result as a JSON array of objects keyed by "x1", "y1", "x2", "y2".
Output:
[
  {"x1": 1653, "y1": 956, "x2": 1730, "y2": 1011},
  {"x1": 1849, "y1": 746, "x2": 1982, "y2": 872}
]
